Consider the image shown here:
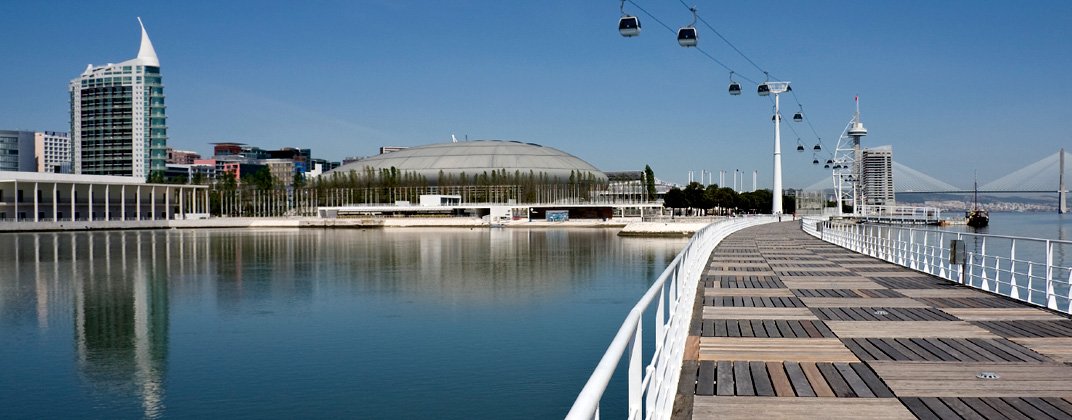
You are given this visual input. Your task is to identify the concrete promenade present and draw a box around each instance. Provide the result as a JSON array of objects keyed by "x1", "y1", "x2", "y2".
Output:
[{"x1": 677, "y1": 221, "x2": 1072, "y2": 419}]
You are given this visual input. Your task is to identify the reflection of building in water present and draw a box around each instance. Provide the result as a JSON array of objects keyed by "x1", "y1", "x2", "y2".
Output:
[{"x1": 73, "y1": 232, "x2": 168, "y2": 418}]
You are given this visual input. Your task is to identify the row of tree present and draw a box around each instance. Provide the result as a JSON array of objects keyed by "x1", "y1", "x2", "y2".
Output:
[{"x1": 663, "y1": 182, "x2": 796, "y2": 215}]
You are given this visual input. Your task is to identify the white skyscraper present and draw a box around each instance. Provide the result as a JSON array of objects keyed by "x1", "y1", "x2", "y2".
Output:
[{"x1": 69, "y1": 18, "x2": 166, "y2": 180}]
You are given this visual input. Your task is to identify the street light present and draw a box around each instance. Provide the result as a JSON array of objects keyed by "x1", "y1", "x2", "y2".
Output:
[{"x1": 761, "y1": 81, "x2": 790, "y2": 215}]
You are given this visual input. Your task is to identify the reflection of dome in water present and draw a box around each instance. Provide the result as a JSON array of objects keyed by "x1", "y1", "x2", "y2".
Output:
[{"x1": 328, "y1": 140, "x2": 606, "y2": 184}]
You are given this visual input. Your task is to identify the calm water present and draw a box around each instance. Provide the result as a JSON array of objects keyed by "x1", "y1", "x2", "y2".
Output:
[{"x1": 0, "y1": 228, "x2": 687, "y2": 419}]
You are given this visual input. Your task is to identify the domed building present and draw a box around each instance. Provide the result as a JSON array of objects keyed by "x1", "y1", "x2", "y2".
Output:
[{"x1": 327, "y1": 140, "x2": 606, "y2": 184}]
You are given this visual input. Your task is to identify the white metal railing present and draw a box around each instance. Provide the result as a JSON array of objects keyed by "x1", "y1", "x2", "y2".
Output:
[
  {"x1": 854, "y1": 204, "x2": 943, "y2": 224},
  {"x1": 803, "y1": 217, "x2": 1072, "y2": 313},
  {"x1": 567, "y1": 215, "x2": 778, "y2": 420}
]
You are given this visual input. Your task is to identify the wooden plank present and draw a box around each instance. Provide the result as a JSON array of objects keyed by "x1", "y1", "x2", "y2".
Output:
[
  {"x1": 944, "y1": 307, "x2": 1068, "y2": 321},
  {"x1": 715, "y1": 360, "x2": 734, "y2": 396},
  {"x1": 937, "y1": 398, "x2": 988, "y2": 420},
  {"x1": 836, "y1": 362, "x2": 876, "y2": 397},
  {"x1": 696, "y1": 361, "x2": 715, "y2": 395},
  {"x1": 750, "y1": 361, "x2": 775, "y2": 397},
  {"x1": 1040, "y1": 397, "x2": 1072, "y2": 416},
  {"x1": 869, "y1": 362, "x2": 1072, "y2": 397},
  {"x1": 704, "y1": 288, "x2": 795, "y2": 297},
  {"x1": 851, "y1": 362, "x2": 895, "y2": 398},
  {"x1": 685, "y1": 335, "x2": 700, "y2": 360},
  {"x1": 892, "y1": 338, "x2": 934, "y2": 361},
  {"x1": 899, "y1": 397, "x2": 940, "y2": 420},
  {"x1": 981, "y1": 397, "x2": 1032, "y2": 420},
  {"x1": 800, "y1": 297, "x2": 929, "y2": 308},
  {"x1": 692, "y1": 396, "x2": 917, "y2": 419},
  {"x1": 783, "y1": 279, "x2": 887, "y2": 289},
  {"x1": 734, "y1": 361, "x2": 754, "y2": 396},
  {"x1": 897, "y1": 288, "x2": 992, "y2": 298},
  {"x1": 766, "y1": 362, "x2": 796, "y2": 397},
  {"x1": 698, "y1": 338, "x2": 859, "y2": 362},
  {"x1": 800, "y1": 362, "x2": 836, "y2": 397},
  {"x1": 1005, "y1": 397, "x2": 1056, "y2": 419},
  {"x1": 800, "y1": 320, "x2": 823, "y2": 338},
  {"x1": 703, "y1": 307, "x2": 818, "y2": 320},
  {"x1": 762, "y1": 320, "x2": 781, "y2": 338},
  {"x1": 748, "y1": 320, "x2": 767, "y2": 338},
  {"x1": 960, "y1": 397, "x2": 1008, "y2": 419},
  {"x1": 911, "y1": 338, "x2": 957, "y2": 362},
  {"x1": 926, "y1": 338, "x2": 973, "y2": 362},
  {"x1": 918, "y1": 397, "x2": 962, "y2": 419},
  {"x1": 842, "y1": 338, "x2": 880, "y2": 361},
  {"x1": 818, "y1": 363, "x2": 856, "y2": 397},
  {"x1": 1010, "y1": 338, "x2": 1072, "y2": 363},
  {"x1": 825, "y1": 321, "x2": 1000, "y2": 338},
  {"x1": 784, "y1": 362, "x2": 815, "y2": 397},
  {"x1": 738, "y1": 320, "x2": 754, "y2": 337},
  {"x1": 866, "y1": 338, "x2": 908, "y2": 360}
]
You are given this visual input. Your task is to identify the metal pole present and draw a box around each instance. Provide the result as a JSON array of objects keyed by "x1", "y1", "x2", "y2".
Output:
[{"x1": 772, "y1": 92, "x2": 783, "y2": 214}]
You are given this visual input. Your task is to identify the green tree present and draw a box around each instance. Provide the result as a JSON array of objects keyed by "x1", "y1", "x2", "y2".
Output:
[
  {"x1": 247, "y1": 167, "x2": 275, "y2": 190},
  {"x1": 644, "y1": 165, "x2": 657, "y2": 201},
  {"x1": 147, "y1": 170, "x2": 165, "y2": 184},
  {"x1": 663, "y1": 187, "x2": 688, "y2": 217},
  {"x1": 684, "y1": 182, "x2": 711, "y2": 214}
]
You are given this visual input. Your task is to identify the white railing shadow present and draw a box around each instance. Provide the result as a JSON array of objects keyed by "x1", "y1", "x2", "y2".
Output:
[{"x1": 567, "y1": 216, "x2": 778, "y2": 420}]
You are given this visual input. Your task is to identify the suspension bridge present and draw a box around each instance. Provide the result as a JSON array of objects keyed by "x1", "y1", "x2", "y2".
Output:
[{"x1": 806, "y1": 149, "x2": 1071, "y2": 195}]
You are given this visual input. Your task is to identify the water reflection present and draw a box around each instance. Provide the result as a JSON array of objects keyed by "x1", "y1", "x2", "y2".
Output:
[{"x1": 0, "y1": 228, "x2": 685, "y2": 418}]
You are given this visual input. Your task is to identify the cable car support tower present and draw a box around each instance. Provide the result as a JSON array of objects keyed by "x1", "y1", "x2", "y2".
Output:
[{"x1": 831, "y1": 97, "x2": 867, "y2": 217}]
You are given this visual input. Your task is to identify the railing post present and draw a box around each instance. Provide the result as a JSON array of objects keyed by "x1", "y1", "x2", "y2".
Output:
[
  {"x1": 1010, "y1": 240, "x2": 1019, "y2": 300},
  {"x1": 1047, "y1": 240, "x2": 1058, "y2": 310}
]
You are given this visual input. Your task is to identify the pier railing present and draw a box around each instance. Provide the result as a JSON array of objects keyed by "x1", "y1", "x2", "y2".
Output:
[
  {"x1": 803, "y1": 217, "x2": 1072, "y2": 314},
  {"x1": 567, "y1": 216, "x2": 777, "y2": 420}
]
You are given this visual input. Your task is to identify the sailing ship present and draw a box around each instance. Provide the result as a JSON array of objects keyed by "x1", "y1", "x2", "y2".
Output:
[{"x1": 965, "y1": 178, "x2": 989, "y2": 228}]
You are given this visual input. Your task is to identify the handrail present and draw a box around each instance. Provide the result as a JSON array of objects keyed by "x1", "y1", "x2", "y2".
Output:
[
  {"x1": 567, "y1": 215, "x2": 778, "y2": 420},
  {"x1": 803, "y1": 217, "x2": 1072, "y2": 314}
]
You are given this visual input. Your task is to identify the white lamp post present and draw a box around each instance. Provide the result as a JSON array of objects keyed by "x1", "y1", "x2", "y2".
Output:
[{"x1": 761, "y1": 81, "x2": 790, "y2": 214}]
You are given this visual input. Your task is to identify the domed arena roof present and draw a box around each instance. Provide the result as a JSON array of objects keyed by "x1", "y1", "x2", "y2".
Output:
[{"x1": 328, "y1": 140, "x2": 606, "y2": 184}]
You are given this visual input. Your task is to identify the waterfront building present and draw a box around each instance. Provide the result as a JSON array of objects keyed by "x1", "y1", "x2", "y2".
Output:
[
  {"x1": 329, "y1": 140, "x2": 607, "y2": 185},
  {"x1": 861, "y1": 145, "x2": 895, "y2": 206},
  {"x1": 0, "y1": 171, "x2": 208, "y2": 222},
  {"x1": 265, "y1": 159, "x2": 296, "y2": 186},
  {"x1": 0, "y1": 130, "x2": 36, "y2": 172},
  {"x1": 166, "y1": 147, "x2": 201, "y2": 164},
  {"x1": 33, "y1": 131, "x2": 72, "y2": 173},
  {"x1": 69, "y1": 19, "x2": 166, "y2": 180}
]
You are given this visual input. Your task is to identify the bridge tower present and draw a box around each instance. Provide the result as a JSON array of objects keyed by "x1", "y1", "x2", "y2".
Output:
[
  {"x1": 1060, "y1": 148, "x2": 1067, "y2": 214},
  {"x1": 843, "y1": 97, "x2": 868, "y2": 215}
]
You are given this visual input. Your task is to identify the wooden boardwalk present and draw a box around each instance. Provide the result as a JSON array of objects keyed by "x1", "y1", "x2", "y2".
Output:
[{"x1": 676, "y1": 222, "x2": 1072, "y2": 420}]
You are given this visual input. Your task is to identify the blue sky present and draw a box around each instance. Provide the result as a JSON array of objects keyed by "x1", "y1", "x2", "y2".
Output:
[{"x1": 2, "y1": 1, "x2": 1070, "y2": 187}]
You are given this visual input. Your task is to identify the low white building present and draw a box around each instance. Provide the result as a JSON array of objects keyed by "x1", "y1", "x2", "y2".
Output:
[{"x1": 0, "y1": 171, "x2": 208, "y2": 222}]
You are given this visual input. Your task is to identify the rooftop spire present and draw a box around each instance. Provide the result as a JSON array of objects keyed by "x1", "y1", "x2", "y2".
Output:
[{"x1": 136, "y1": 17, "x2": 160, "y2": 66}]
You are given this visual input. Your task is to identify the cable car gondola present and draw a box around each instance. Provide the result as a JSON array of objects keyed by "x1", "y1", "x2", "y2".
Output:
[
  {"x1": 796, "y1": 138, "x2": 805, "y2": 152},
  {"x1": 677, "y1": 7, "x2": 698, "y2": 47},
  {"x1": 618, "y1": 1, "x2": 640, "y2": 37},
  {"x1": 812, "y1": 158, "x2": 820, "y2": 165},
  {"x1": 793, "y1": 112, "x2": 803, "y2": 122},
  {"x1": 727, "y1": 72, "x2": 741, "y2": 95},
  {"x1": 677, "y1": 27, "x2": 697, "y2": 47},
  {"x1": 813, "y1": 143, "x2": 822, "y2": 151},
  {"x1": 757, "y1": 83, "x2": 770, "y2": 97},
  {"x1": 619, "y1": 15, "x2": 640, "y2": 37}
]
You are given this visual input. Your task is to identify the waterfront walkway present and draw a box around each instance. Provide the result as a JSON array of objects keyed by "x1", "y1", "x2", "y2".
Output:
[{"x1": 677, "y1": 221, "x2": 1072, "y2": 419}]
